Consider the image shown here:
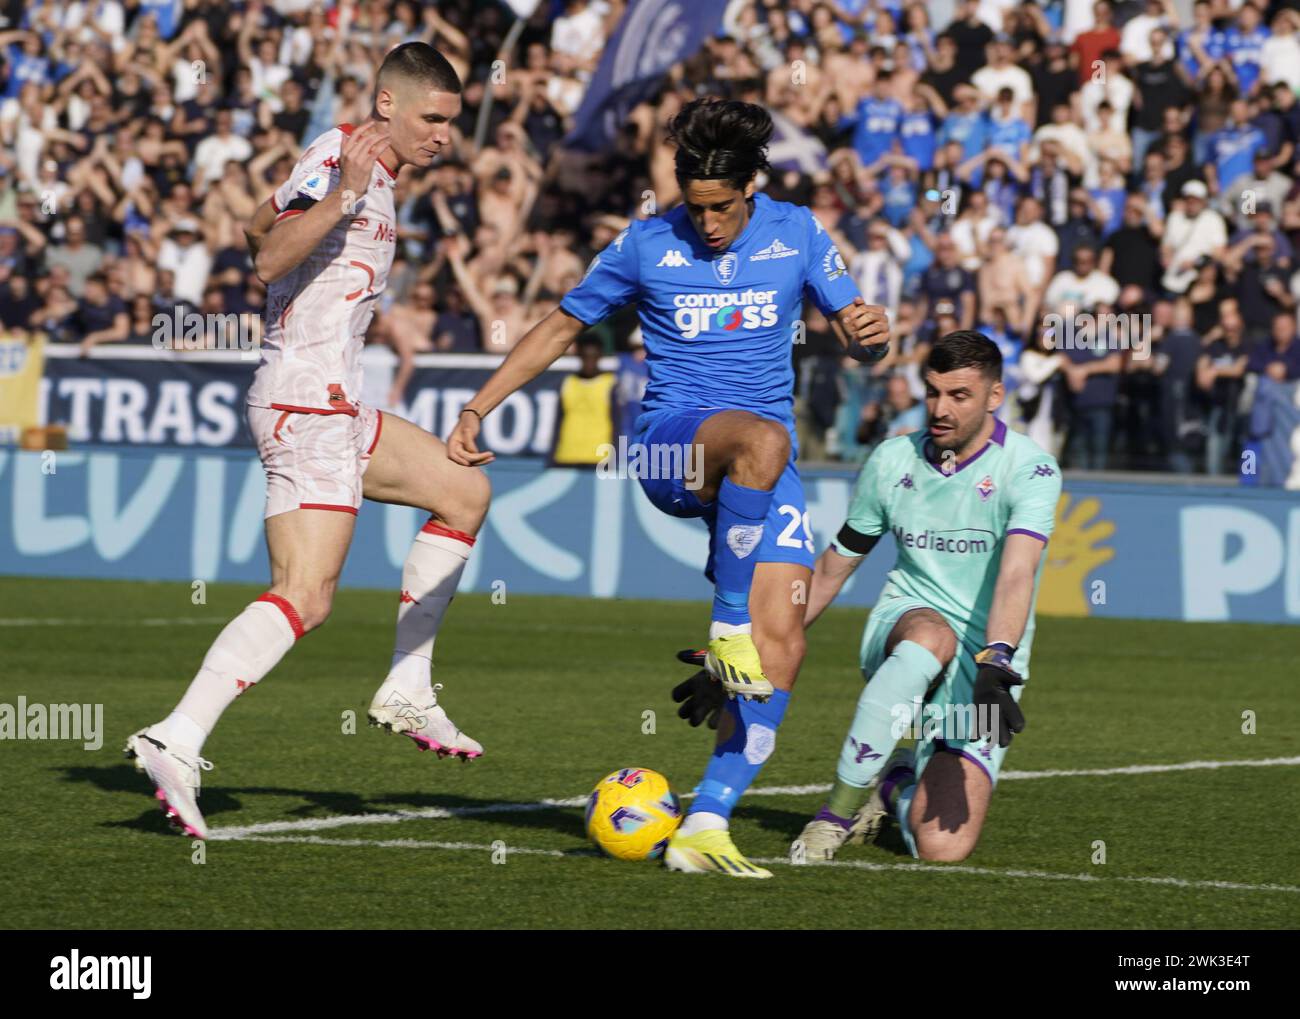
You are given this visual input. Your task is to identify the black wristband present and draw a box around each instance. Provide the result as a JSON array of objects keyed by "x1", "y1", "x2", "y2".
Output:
[
  {"x1": 460, "y1": 407, "x2": 483, "y2": 421},
  {"x1": 850, "y1": 341, "x2": 890, "y2": 364}
]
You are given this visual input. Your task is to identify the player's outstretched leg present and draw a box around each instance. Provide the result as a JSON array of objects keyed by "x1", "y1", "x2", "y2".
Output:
[
  {"x1": 126, "y1": 507, "x2": 354, "y2": 838},
  {"x1": 790, "y1": 607, "x2": 953, "y2": 863},
  {"x1": 694, "y1": 412, "x2": 789, "y2": 702},
  {"x1": 665, "y1": 562, "x2": 806, "y2": 878},
  {"x1": 362, "y1": 413, "x2": 490, "y2": 759}
]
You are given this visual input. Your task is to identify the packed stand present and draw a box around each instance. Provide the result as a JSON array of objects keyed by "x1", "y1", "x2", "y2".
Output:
[{"x1": 4, "y1": 0, "x2": 1300, "y2": 474}]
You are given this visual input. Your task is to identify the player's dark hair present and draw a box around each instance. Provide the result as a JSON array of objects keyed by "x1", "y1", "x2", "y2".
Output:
[
  {"x1": 926, "y1": 331, "x2": 1002, "y2": 382},
  {"x1": 377, "y1": 42, "x2": 463, "y2": 95},
  {"x1": 666, "y1": 97, "x2": 772, "y2": 190}
]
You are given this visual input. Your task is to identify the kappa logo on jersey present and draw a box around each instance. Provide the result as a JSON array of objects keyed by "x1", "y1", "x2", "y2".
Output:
[
  {"x1": 749, "y1": 238, "x2": 799, "y2": 261},
  {"x1": 657, "y1": 249, "x2": 692, "y2": 268},
  {"x1": 322, "y1": 156, "x2": 339, "y2": 169},
  {"x1": 671, "y1": 288, "x2": 780, "y2": 339},
  {"x1": 976, "y1": 475, "x2": 996, "y2": 501},
  {"x1": 726, "y1": 523, "x2": 764, "y2": 559},
  {"x1": 613, "y1": 229, "x2": 628, "y2": 252},
  {"x1": 712, "y1": 251, "x2": 739, "y2": 285},
  {"x1": 823, "y1": 247, "x2": 848, "y2": 281},
  {"x1": 1032, "y1": 464, "x2": 1056, "y2": 478},
  {"x1": 582, "y1": 254, "x2": 601, "y2": 282},
  {"x1": 895, "y1": 474, "x2": 914, "y2": 489}
]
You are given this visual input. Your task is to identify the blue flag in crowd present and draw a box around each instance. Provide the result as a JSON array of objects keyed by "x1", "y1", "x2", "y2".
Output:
[
  {"x1": 565, "y1": 0, "x2": 729, "y2": 151},
  {"x1": 1250, "y1": 376, "x2": 1300, "y2": 488}
]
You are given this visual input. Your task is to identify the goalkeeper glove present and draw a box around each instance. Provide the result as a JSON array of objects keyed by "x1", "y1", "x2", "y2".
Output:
[
  {"x1": 671, "y1": 648, "x2": 725, "y2": 729},
  {"x1": 972, "y1": 642, "x2": 1025, "y2": 749}
]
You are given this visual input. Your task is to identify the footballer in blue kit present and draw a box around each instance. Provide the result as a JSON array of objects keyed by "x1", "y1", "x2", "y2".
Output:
[{"x1": 450, "y1": 98, "x2": 890, "y2": 877}]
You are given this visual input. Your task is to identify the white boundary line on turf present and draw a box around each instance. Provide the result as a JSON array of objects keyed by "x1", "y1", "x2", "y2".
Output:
[
  {"x1": 207, "y1": 756, "x2": 1300, "y2": 841},
  {"x1": 228, "y1": 833, "x2": 1300, "y2": 895},
  {"x1": 0, "y1": 617, "x2": 228, "y2": 626}
]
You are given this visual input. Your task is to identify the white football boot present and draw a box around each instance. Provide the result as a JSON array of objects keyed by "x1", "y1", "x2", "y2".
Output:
[
  {"x1": 368, "y1": 681, "x2": 483, "y2": 760},
  {"x1": 843, "y1": 743, "x2": 917, "y2": 846},
  {"x1": 790, "y1": 810, "x2": 855, "y2": 864},
  {"x1": 844, "y1": 784, "x2": 891, "y2": 846},
  {"x1": 790, "y1": 746, "x2": 912, "y2": 862},
  {"x1": 124, "y1": 728, "x2": 214, "y2": 839}
]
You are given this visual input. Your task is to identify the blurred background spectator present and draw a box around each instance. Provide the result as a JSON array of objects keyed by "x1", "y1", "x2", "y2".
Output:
[{"x1": 6, "y1": 0, "x2": 1300, "y2": 480}]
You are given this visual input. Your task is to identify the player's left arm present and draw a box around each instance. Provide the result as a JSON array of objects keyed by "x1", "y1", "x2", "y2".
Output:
[
  {"x1": 829, "y1": 297, "x2": 891, "y2": 362},
  {"x1": 244, "y1": 196, "x2": 277, "y2": 261},
  {"x1": 984, "y1": 533, "x2": 1047, "y2": 650},
  {"x1": 974, "y1": 456, "x2": 1063, "y2": 747},
  {"x1": 800, "y1": 207, "x2": 891, "y2": 362}
]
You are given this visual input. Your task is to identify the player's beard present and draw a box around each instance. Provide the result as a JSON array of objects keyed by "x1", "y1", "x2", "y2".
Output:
[{"x1": 928, "y1": 413, "x2": 983, "y2": 457}]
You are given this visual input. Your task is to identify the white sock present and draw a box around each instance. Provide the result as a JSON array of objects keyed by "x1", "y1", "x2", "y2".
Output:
[
  {"x1": 709, "y1": 620, "x2": 751, "y2": 640},
  {"x1": 679, "y1": 811, "x2": 729, "y2": 836},
  {"x1": 154, "y1": 595, "x2": 301, "y2": 753},
  {"x1": 385, "y1": 521, "x2": 474, "y2": 698}
]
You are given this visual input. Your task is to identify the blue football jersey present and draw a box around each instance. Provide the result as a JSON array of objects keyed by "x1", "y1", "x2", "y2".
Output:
[{"x1": 560, "y1": 193, "x2": 861, "y2": 428}]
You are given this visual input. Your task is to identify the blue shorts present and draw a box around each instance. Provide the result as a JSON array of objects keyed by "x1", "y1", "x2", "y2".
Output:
[{"x1": 634, "y1": 407, "x2": 815, "y2": 583}]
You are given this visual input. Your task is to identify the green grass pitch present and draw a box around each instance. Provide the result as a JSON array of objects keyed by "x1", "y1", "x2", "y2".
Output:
[{"x1": 1, "y1": 576, "x2": 1296, "y2": 929}]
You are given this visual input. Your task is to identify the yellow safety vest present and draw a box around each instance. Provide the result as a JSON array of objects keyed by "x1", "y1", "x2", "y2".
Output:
[{"x1": 554, "y1": 372, "x2": 616, "y2": 464}]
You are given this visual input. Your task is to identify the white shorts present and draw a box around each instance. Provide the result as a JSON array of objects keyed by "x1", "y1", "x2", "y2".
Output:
[{"x1": 248, "y1": 404, "x2": 383, "y2": 518}]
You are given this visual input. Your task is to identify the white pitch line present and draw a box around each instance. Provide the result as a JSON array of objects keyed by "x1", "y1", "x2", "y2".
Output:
[
  {"x1": 1000, "y1": 756, "x2": 1300, "y2": 779},
  {"x1": 210, "y1": 797, "x2": 590, "y2": 840},
  {"x1": 753, "y1": 857, "x2": 1300, "y2": 895},
  {"x1": 0, "y1": 617, "x2": 228, "y2": 627},
  {"x1": 208, "y1": 756, "x2": 1300, "y2": 841},
  {"x1": 229, "y1": 834, "x2": 1300, "y2": 895},
  {"x1": 236, "y1": 835, "x2": 576, "y2": 858}
]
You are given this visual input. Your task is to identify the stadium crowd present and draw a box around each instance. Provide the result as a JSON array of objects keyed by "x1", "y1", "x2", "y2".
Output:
[{"x1": 3, "y1": 0, "x2": 1300, "y2": 474}]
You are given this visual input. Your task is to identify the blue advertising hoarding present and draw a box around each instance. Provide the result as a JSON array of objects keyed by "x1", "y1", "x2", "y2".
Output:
[{"x1": 2, "y1": 445, "x2": 1298, "y2": 624}]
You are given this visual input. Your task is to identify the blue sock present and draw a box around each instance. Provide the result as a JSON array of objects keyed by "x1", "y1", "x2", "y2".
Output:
[
  {"x1": 897, "y1": 776, "x2": 920, "y2": 859},
  {"x1": 711, "y1": 477, "x2": 775, "y2": 626},
  {"x1": 688, "y1": 689, "x2": 790, "y2": 821}
]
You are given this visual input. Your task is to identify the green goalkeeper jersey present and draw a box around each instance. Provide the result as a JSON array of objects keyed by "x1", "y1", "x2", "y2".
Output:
[{"x1": 831, "y1": 417, "x2": 1062, "y2": 673}]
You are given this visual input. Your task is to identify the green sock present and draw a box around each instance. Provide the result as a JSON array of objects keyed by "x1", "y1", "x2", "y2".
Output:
[
  {"x1": 827, "y1": 777, "x2": 873, "y2": 819},
  {"x1": 835, "y1": 640, "x2": 942, "y2": 789}
]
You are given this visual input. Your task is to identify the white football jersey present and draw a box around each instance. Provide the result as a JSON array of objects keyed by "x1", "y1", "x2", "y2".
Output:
[{"x1": 248, "y1": 125, "x2": 400, "y2": 414}]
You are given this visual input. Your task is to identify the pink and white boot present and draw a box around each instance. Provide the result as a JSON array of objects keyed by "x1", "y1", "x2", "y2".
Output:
[
  {"x1": 124, "y1": 728, "x2": 213, "y2": 839},
  {"x1": 368, "y1": 682, "x2": 482, "y2": 760}
]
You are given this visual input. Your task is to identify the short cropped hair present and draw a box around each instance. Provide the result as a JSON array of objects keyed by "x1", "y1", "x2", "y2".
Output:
[
  {"x1": 926, "y1": 330, "x2": 1002, "y2": 382},
  {"x1": 376, "y1": 42, "x2": 462, "y2": 97}
]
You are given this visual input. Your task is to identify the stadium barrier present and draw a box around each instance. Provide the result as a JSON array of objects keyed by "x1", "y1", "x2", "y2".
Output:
[
  {"x1": 38, "y1": 346, "x2": 588, "y2": 453},
  {"x1": 1, "y1": 446, "x2": 1297, "y2": 624}
]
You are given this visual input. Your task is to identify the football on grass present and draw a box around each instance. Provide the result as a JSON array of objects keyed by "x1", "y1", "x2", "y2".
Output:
[{"x1": 585, "y1": 768, "x2": 682, "y2": 861}]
